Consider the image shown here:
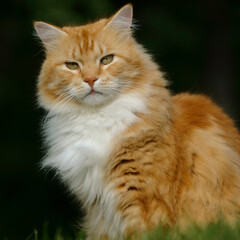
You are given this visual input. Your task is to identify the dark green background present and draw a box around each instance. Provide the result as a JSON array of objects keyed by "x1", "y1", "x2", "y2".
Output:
[{"x1": 1, "y1": 0, "x2": 240, "y2": 239}]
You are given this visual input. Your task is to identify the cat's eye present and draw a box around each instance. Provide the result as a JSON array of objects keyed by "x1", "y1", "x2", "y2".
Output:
[
  {"x1": 66, "y1": 62, "x2": 79, "y2": 70},
  {"x1": 100, "y1": 55, "x2": 114, "y2": 65}
]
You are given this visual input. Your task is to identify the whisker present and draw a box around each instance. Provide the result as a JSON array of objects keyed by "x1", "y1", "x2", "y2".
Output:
[{"x1": 43, "y1": 91, "x2": 76, "y2": 124}]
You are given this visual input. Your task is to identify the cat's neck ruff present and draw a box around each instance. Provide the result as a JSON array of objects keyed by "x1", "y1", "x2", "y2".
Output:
[
  {"x1": 43, "y1": 92, "x2": 147, "y2": 197},
  {"x1": 43, "y1": 93, "x2": 147, "y2": 238}
]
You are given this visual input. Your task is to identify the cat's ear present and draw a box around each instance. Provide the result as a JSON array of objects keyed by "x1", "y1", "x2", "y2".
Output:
[
  {"x1": 34, "y1": 21, "x2": 67, "y2": 48},
  {"x1": 106, "y1": 4, "x2": 133, "y2": 32}
]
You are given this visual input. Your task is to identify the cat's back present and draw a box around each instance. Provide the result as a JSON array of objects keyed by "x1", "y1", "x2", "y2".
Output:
[
  {"x1": 172, "y1": 93, "x2": 240, "y2": 153},
  {"x1": 171, "y1": 93, "x2": 240, "y2": 226}
]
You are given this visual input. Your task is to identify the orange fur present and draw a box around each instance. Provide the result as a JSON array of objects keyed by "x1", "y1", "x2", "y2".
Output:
[
  {"x1": 35, "y1": 4, "x2": 240, "y2": 240},
  {"x1": 106, "y1": 94, "x2": 240, "y2": 237}
]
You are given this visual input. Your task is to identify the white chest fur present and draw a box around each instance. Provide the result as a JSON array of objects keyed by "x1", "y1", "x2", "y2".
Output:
[{"x1": 42, "y1": 94, "x2": 146, "y2": 238}]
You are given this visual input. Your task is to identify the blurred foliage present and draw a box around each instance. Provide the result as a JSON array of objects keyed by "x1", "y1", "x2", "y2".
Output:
[
  {"x1": 26, "y1": 222, "x2": 85, "y2": 240},
  {"x1": 0, "y1": 0, "x2": 240, "y2": 239},
  {"x1": 26, "y1": 221, "x2": 240, "y2": 240}
]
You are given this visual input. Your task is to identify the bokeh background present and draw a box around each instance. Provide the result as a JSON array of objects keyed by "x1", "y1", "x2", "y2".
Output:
[{"x1": 1, "y1": 0, "x2": 240, "y2": 239}]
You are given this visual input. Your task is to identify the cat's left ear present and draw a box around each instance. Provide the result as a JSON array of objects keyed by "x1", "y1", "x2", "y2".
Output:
[{"x1": 106, "y1": 4, "x2": 133, "y2": 32}]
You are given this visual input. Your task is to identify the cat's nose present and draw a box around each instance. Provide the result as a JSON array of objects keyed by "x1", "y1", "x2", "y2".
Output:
[{"x1": 83, "y1": 76, "x2": 98, "y2": 88}]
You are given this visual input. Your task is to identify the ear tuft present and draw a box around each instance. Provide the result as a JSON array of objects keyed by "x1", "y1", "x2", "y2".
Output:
[
  {"x1": 34, "y1": 21, "x2": 67, "y2": 47},
  {"x1": 106, "y1": 4, "x2": 133, "y2": 31}
]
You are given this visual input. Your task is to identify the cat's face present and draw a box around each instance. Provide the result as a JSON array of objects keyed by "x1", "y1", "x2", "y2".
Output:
[{"x1": 35, "y1": 5, "x2": 145, "y2": 111}]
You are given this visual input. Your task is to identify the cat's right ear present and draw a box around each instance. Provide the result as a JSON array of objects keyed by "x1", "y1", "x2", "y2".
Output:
[{"x1": 34, "y1": 21, "x2": 67, "y2": 48}]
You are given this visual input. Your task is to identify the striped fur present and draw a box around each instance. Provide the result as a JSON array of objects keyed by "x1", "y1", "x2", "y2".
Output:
[{"x1": 35, "y1": 4, "x2": 240, "y2": 240}]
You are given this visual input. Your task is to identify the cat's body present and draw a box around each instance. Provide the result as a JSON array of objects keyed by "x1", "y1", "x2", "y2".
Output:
[{"x1": 35, "y1": 4, "x2": 240, "y2": 240}]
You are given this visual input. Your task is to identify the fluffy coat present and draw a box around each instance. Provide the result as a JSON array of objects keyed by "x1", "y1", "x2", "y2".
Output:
[{"x1": 35, "y1": 4, "x2": 240, "y2": 240}]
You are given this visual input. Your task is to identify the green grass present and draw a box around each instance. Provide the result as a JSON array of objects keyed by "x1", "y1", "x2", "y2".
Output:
[
  {"x1": 25, "y1": 222, "x2": 85, "y2": 240},
  {"x1": 26, "y1": 229, "x2": 85, "y2": 240},
  {"x1": 26, "y1": 228, "x2": 85, "y2": 240},
  {"x1": 135, "y1": 221, "x2": 240, "y2": 240},
  {"x1": 26, "y1": 221, "x2": 240, "y2": 240}
]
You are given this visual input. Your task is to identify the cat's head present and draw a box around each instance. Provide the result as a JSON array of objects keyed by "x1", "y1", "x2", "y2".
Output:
[{"x1": 35, "y1": 4, "x2": 157, "y2": 113}]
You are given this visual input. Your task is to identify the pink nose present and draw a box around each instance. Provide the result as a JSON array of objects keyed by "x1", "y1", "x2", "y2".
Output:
[{"x1": 83, "y1": 76, "x2": 98, "y2": 88}]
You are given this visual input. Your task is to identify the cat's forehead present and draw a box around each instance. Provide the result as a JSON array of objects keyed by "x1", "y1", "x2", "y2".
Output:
[
  {"x1": 62, "y1": 19, "x2": 111, "y2": 58},
  {"x1": 63, "y1": 19, "x2": 107, "y2": 42}
]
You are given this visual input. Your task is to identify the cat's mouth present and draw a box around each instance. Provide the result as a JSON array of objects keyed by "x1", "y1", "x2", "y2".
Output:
[{"x1": 85, "y1": 89, "x2": 103, "y2": 97}]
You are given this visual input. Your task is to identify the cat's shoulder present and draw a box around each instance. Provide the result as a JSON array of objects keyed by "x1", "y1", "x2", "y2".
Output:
[
  {"x1": 171, "y1": 93, "x2": 240, "y2": 157},
  {"x1": 172, "y1": 93, "x2": 219, "y2": 112},
  {"x1": 171, "y1": 93, "x2": 234, "y2": 130}
]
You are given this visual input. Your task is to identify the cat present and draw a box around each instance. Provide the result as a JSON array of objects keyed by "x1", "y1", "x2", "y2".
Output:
[{"x1": 34, "y1": 4, "x2": 240, "y2": 240}]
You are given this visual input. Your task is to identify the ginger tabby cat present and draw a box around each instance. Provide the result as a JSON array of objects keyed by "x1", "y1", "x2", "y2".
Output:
[{"x1": 34, "y1": 4, "x2": 240, "y2": 240}]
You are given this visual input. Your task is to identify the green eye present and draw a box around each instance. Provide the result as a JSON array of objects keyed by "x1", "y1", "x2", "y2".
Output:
[
  {"x1": 101, "y1": 55, "x2": 114, "y2": 65},
  {"x1": 66, "y1": 62, "x2": 79, "y2": 70}
]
